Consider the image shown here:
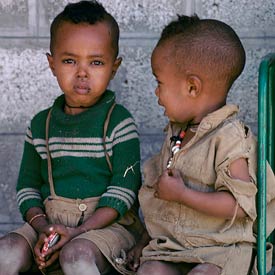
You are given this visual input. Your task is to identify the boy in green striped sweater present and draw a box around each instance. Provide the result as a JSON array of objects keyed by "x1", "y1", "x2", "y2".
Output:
[{"x1": 0, "y1": 1, "x2": 142, "y2": 275}]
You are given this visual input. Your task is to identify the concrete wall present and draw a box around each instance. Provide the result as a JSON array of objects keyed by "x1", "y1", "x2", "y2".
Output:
[{"x1": 0, "y1": 0, "x2": 274, "y2": 234}]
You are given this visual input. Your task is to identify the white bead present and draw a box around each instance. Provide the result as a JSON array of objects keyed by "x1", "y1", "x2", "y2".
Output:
[{"x1": 172, "y1": 146, "x2": 180, "y2": 154}]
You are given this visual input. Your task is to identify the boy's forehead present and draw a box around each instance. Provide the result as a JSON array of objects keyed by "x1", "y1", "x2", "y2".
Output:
[
  {"x1": 152, "y1": 44, "x2": 174, "y2": 68},
  {"x1": 52, "y1": 21, "x2": 113, "y2": 52},
  {"x1": 56, "y1": 21, "x2": 110, "y2": 36}
]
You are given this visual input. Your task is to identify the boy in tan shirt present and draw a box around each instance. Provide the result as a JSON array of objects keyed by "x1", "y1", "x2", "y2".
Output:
[{"x1": 127, "y1": 14, "x2": 275, "y2": 275}]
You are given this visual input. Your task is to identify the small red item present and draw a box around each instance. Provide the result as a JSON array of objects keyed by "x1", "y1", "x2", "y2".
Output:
[
  {"x1": 179, "y1": 131, "x2": 186, "y2": 139},
  {"x1": 42, "y1": 232, "x2": 60, "y2": 254}
]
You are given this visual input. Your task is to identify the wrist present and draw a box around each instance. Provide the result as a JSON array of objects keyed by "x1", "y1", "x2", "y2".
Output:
[
  {"x1": 25, "y1": 208, "x2": 49, "y2": 233},
  {"x1": 77, "y1": 224, "x2": 89, "y2": 235},
  {"x1": 28, "y1": 213, "x2": 46, "y2": 225},
  {"x1": 29, "y1": 215, "x2": 49, "y2": 233}
]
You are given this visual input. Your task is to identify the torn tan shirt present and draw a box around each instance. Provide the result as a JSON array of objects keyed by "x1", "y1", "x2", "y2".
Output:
[{"x1": 139, "y1": 105, "x2": 275, "y2": 274}]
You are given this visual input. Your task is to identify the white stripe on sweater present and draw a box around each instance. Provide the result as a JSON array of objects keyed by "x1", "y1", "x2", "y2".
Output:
[
  {"x1": 17, "y1": 188, "x2": 42, "y2": 206},
  {"x1": 101, "y1": 193, "x2": 132, "y2": 210}
]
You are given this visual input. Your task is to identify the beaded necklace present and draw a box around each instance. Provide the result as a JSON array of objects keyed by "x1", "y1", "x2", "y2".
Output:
[{"x1": 167, "y1": 123, "x2": 199, "y2": 169}]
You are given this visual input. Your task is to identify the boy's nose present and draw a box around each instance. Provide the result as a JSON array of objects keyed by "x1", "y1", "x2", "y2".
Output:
[
  {"x1": 155, "y1": 87, "x2": 159, "y2": 97},
  {"x1": 77, "y1": 64, "x2": 88, "y2": 78}
]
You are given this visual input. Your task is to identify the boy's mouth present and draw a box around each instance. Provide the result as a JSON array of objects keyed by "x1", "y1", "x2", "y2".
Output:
[
  {"x1": 157, "y1": 99, "x2": 163, "y2": 107},
  {"x1": 74, "y1": 85, "x2": 91, "y2": 95}
]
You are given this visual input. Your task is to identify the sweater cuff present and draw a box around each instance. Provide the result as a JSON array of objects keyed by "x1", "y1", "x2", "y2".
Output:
[
  {"x1": 97, "y1": 196, "x2": 129, "y2": 218},
  {"x1": 97, "y1": 186, "x2": 136, "y2": 217}
]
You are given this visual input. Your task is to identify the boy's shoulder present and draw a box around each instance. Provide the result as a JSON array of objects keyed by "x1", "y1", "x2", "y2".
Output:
[
  {"x1": 28, "y1": 95, "x2": 61, "y2": 129},
  {"x1": 216, "y1": 115, "x2": 255, "y2": 141},
  {"x1": 201, "y1": 104, "x2": 255, "y2": 140},
  {"x1": 30, "y1": 106, "x2": 51, "y2": 127},
  {"x1": 106, "y1": 102, "x2": 139, "y2": 137},
  {"x1": 112, "y1": 102, "x2": 134, "y2": 120}
]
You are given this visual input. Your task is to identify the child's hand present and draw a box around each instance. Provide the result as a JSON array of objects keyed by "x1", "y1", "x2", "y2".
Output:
[
  {"x1": 34, "y1": 224, "x2": 73, "y2": 270},
  {"x1": 126, "y1": 243, "x2": 144, "y2": 271},
  {"x1": 126, "y1": 228, "x2": 151, "y2": 271},
  {"x1": 34, "y1": 227, "x2": 59, "y2": 270},
  {"x1": 154, "y1": 169, "x2": 186, "y2": 202}
]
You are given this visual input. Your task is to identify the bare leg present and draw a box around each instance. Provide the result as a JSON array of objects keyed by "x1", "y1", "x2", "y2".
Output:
[
  {"x1": 59, "y1": 238, "x2": 112, "y2": 275},
  {"x1": 137, "y1": 260, "x2": 185, "y2": 275},
  {"x1": 187, "y1": 263, "x2": 222, "y2": 275},
  {"x1": 0, "y1": 233, "x2": 33, "y2": 275}
]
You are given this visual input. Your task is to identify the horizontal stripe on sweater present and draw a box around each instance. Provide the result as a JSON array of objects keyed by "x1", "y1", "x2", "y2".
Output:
[
  {"x1": 17, "y1": 188, "x2": 42, "y2": 206},
  {"x1": 101, "y1": 186, "x2": 136, "y2": 210},
  {"x1": 25, "y1": 118, "x2": 138, "y2": 159}
]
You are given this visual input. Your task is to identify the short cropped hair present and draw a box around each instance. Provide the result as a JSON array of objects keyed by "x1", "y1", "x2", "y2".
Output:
[
  {"x1": 50, "y1": 0, "x2": 119, "y2": 57},
  {"x1": 157, "y1": 15, "x2": 246, "y2": 89}
]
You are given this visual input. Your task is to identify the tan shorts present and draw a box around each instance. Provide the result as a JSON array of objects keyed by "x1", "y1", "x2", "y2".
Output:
[{"x1": 13, "y1": 196, "x2": 141, "y2": 275}]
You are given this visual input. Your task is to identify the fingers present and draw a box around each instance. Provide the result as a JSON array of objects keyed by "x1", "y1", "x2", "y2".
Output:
[
  {"x1": 44, "y1": 251, "x2": 60, "y2": 268},
  {"x1": 49, "y1": 226, "x2": 54, "y2": 232},
  {"x1": 34, "y1": 233, "x2": 47, "y2": 257},
  {"x1": 34, "y1": 226, "x2": 64, "y2": 271},
  {"x1": 37, "y1": 251, "x2": 59, "y2": 270},
  {"x1": 134, "y1": 262, "x2": 140, "y2": 270},
  {"x1": 127, "y1": 253, "x2": 140, "y2": 271}
]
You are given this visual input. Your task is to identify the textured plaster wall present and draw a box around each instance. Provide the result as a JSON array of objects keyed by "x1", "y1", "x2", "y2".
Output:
[{"x1": 0, "y1": 0, "x2": 274, "y2": 234}]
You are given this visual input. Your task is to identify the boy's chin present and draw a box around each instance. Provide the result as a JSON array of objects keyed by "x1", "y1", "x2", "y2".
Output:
[{"x1": 164, "y1": 111, "x2": 171, "y2": 120}]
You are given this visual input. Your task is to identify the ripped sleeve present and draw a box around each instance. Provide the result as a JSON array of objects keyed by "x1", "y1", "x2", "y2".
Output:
[
  {"x1": 215, "y1": 159, "x2": 257, "y2": 221},
  {"x1": 214, "y1": 122, "x2": 258, "y2": 221}
]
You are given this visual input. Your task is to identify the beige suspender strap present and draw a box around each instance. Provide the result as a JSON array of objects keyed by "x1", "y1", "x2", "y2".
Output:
[
  {"x1": 103, "y1": 102, "x2": 116, "y2": 172},
  {"x1": 45, "y1": 108, "x2": 56, "y2": 197},
  {"x1": 45, "y1": 102, "x2": 116, "y2": 196}
]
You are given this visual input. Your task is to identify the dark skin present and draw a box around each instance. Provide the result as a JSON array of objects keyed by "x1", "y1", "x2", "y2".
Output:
[
  {"x1": 127, "y1": 228, "x2": 151, "y2": 271},
  {"x1": 26, "y1": 206, "x2": 118, "y2": 270},
  {"x1": 127, "y1": 41, "x2": 251, "y2": 274},
  {"x1": 151, "y1": 41, "x2": 249, "y2": 220},
  {"x1": 155, "y1": 161, "x2": 248, "y2": 219},
  {"x1": 127, "y1": 159, "x2": 249, "y2": 272},
  {"x1": 28, "y1": 21, "x2": 122, "y2": 272}
]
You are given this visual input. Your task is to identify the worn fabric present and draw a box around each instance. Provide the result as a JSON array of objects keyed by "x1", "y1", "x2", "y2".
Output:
[
  {"x1": 12, "y1": 90, "x2": 142, "y2": 275},
  {"x1": 16, "y1": 90, "x2": 141, "y2": 219},
  {"x1": 139, "y1": 105, "x2": 275, "y2": 275},
  {"x1": 14, "y1": 196, "x2": 141, "y2": 275}
]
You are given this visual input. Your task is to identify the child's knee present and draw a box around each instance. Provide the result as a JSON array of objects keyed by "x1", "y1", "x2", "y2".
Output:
[
  {"x1": 60, "y1": 239, "x2": 97, "y2": 264},
  {"x1": 0, "y1": 233, "x2": 32, "y2": 273},
  {"x1": 137, "y1": 260, "x2": 175, "y2": 275},
  {"x1": 187, "y1": 263, "x2": 222, "y2": 275},
  {"x1": 0, "y1": 233, "x2": 32, "y2": 260},
  {"x1": 60, "y1": 239, "x2": 101, "y2": 275}
]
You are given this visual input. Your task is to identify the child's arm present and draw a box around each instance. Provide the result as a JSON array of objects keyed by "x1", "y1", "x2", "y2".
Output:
[
  {"x1": 25, "y1": 207, "x2": 61, "y2": 269},
  {"x1": 26, "y1": 207, "x2": 49, "y2": 233},
  {"x1": 155, "y1": 158, "x2": 249, "y2": 219},
  {"x1": 45, "y1": 207, "x2": 119, "y2": 244},
  {"x1": 75, "y1": 207, "x2": 118, "y2": 233}
]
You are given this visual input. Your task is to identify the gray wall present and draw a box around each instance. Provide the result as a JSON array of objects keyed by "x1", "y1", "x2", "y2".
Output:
[{"x1": 0, "y1": 0, "x2": 274, "y2": 235}]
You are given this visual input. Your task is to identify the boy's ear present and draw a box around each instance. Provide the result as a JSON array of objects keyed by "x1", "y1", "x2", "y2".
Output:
[
  {"x1": 46, "y1": 52, "x2": 56, "y2": 76},
  {"x1": 186, "y1": 75, "x2": 202, "y2": 97},
  {"x1": 111, "y1": 57, "x2": 122, "y2": 79}
]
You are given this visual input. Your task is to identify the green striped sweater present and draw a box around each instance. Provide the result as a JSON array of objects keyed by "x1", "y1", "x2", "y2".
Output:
[{"x1": 16, "y1": 90, "x2": 141, "y2": 219}]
